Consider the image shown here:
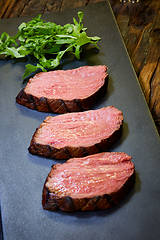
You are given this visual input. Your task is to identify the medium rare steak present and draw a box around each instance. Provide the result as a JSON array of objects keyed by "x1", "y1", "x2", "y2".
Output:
[
  {"x1": 29, "y1": 106, "x2": 123, "y2": 160},
  {"x1": 16, "y1": 65, "x2": 108, "y2": 113},
  {"x1": 42, "y1": 152, "x2": 135, "y2": 212}
]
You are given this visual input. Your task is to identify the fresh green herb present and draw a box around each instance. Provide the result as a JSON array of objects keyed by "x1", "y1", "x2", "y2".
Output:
[{"x1": 0, "y1": 12, "x2": 100, "y2": 79}]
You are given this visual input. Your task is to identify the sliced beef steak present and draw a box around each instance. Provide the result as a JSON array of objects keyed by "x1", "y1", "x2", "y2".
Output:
[
  {"x1": 42, "y1": 152, "x2": 135, "y2": 212},
  {"x1": 16, "y1": 65, "x2": 108, "y2": 113},
  {"x1": 29, "y1": 106, "x2": 123, "y2": 160}
]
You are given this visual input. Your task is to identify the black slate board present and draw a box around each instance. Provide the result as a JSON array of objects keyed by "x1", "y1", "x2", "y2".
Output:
[{"x1": 0, "y1": 1, "x2": 160, "y2": 240}]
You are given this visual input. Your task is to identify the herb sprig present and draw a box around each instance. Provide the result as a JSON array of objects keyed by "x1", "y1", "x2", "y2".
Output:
[{"x1": 0, "y1": 12, "x2": 100, "y2": 79}]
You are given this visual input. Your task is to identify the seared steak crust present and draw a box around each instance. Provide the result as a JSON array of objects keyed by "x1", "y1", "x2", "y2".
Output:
[
  {"x1": 16, "y1": 66, "x2": 108, "y2": 114},
  {"x1": 42, "y1": 174, "x2": 135, "y2": 212},
  {"x1": 29, "y1": 125, "x2": 122, "y2": 160},
  {"x1": 42, "y1": 153, "x2": 135, "y2": 212},
  {"x1": 28, "y1": 107, "x2": 123, "y2": 160}
]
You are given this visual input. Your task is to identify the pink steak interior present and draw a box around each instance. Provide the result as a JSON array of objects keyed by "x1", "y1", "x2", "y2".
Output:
[
  {"x1": 35, "y1": 106, "x2": 123, "y2": 148},
  {"x1": 45, "y1": 152, "x2": 134, "y2": 198},
  {"x1": 25, "y1": 65, "x2": 107, "y2": 100}
]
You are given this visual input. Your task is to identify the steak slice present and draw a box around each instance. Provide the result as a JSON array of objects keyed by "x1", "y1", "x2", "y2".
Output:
[
  {"x1": 16, "y1": 65, "x2": 108, "y2": 113},
  {"x1": 42, "y1": 152, "x2": 135, "y2": 212},
  {"x1": 29, "y1": 106, "x2": 123, "y2": 160}
]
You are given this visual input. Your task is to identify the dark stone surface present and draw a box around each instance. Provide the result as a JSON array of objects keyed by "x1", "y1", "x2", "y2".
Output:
[{"x1": 0, "y1": 2, "x2": 160, "y2": 240}]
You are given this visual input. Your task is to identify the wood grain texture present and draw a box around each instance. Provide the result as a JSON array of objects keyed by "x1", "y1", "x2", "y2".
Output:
[
  {"x1": 109, "y1": 0, "x2": 160, "y2": 133},
  {"x1": 0, "y1": 0, "x2": 160, "y2": 133}
]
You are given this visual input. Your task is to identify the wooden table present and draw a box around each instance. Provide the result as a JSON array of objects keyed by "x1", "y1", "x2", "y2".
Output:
[{"x1": 0, "y1": 0, "x2": 160, "y2": 134}]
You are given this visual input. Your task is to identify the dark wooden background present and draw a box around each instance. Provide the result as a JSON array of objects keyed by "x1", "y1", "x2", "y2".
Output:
[{"x1": 0, "y1": 0, "x2": 160, "y2": 134}]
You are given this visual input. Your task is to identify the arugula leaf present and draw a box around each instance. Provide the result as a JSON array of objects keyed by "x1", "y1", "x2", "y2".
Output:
[
  {"x1": 23, "y1": 63, "x2": 47, "y2": 79},
  {"x1": 78, "y1": 11, "x2": 84, "y2": 24},
  {"x1": 0, "y1": 11, "x2": 101, "y2": 79},
  {"x1": 4, "y1": 47, "x2": 24, "y2": 58},
  {"x1": 23, "y1": 64, "x2": 39, "y2": 79}
]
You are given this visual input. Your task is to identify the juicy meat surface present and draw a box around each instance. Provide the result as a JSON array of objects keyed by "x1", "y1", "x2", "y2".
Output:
[
  {"x1": 45, "y1": 152, "x2": 134, "y2": 199},
  {"x1": 16, "y1": 65, "x2": 108, "y2": 113},
  {"x1": 42, "y1": 152, "x2": 135, "y2": 211},
  {"x1": 33, "y1": 106, "x2": 123, "y2": 149},
  {"x1": 24, "y1": 65, "x2": 107, "y2": 100}
]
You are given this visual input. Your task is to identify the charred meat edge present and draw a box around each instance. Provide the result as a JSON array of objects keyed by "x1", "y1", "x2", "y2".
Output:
[
  {"x1": 28, "y1": 124, "x2": 122, "y2": 160},
  {"x1": 16, "y1": 75, "x2": 108, "y2": 114},
  {"x1": 42, "y1": 167, "x2": 135, "y2": 212}
]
